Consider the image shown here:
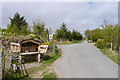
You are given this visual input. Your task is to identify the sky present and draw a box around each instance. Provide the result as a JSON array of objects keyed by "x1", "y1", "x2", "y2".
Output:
[{"x1": 1, "y1": 2, "x2": 118, "y2": 34}]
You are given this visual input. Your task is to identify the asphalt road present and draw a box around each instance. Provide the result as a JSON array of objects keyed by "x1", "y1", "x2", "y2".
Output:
[{"x1": 53, "y1": 41, "x2": 118, "y2": 78}]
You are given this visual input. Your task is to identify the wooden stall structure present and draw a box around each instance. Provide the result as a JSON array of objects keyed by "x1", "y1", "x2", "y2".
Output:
[
  {"x1": 10, "y1": 39, "x2": 45, "y2": 62},
  {"x1": 20, "y1": 39, "x2": 43, "y2": 53}
]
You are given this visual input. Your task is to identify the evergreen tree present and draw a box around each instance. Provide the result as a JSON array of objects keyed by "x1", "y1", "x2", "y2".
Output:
[
  {"x1": 10, "y1": 24, "x2": 20, "y2": 34},
  {"x1": 54, "y1": 22, "x2": 82, "y2": 41},
  {"x1": 55, "y1": 22, "x2": 68, "y2": 40},
  {"x1": 33, "y1": 20, "x2": 45, "y2": 35},
  {"x1": 9, "y1": 12, "x2": 28, "y2": 30},
  {"x1": 6, "y1": 12, "x2": 28, "y2": 35},
  {"x1": 72, "y1": 29, "x2": 82, "y2": 40}
]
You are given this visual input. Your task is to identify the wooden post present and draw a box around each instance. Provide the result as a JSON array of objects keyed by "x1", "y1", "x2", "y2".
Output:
[
  {"x1": 60, "y1": 38, "x2": 62, "y2": 44},
  {"x1": 19, "y1": 55, "x2": 22, "y2": 63},
  {"x1": 38, "y1": 53, "x2": 41, "y2": 62},
  {"x1": 111, "y1": 42, "x2": 112, "y2": 50},
  {"x1": 53, "y1": 44, "x2": 56, "y2": 53},
  {"x1": 13, "y1": 64, "x2": 17, "y2": 72},
  {"x1": 3, "y1": 53, "x2": 5, "y2": 80}
]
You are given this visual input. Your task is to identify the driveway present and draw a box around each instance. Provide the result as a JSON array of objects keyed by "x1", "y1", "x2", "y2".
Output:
[{"x1": 53, "y1": 41, "x2": 118, "y2": 78}]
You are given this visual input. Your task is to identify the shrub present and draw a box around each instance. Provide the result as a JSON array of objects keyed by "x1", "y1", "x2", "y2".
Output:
[
  {"x1": 106, "y1": 42, "x2": 111, "y2": 48},
  {"x1": 95, "y1": 39, "x2": 107, "y2": 49},
  {"x1": 43, "y1": 42, "x2": 53, "y2": 47},
  {"x1": 42, "y1": 55, "x2": 51, "y2": 60}
]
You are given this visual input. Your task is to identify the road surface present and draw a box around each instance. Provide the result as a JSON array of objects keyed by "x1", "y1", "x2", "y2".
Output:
[{"x1": 53, "y1": 41, "x2": 118, "y2": 78}]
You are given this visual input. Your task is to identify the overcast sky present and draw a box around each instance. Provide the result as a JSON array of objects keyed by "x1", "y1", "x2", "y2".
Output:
[{"x1": 2, "y1": 2, "x2": 118, "y2": 34}]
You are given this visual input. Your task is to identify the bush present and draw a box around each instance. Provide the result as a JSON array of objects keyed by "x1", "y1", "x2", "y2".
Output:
[
  {"x1": 72, "y1": 30, "x2": 82, "y2": 40},
  {"x1": 43, "y1": 42, "x2": 53, "y2": 47},
  {"x1": 42, "y1": 55, "x2": 51, "y2": 60},
  {"x1": 95, "y1": 39, "x2": 107, "y2": 49},
  {"x1": 106, "y1": 42, "x2": 111, "y2": 48}
]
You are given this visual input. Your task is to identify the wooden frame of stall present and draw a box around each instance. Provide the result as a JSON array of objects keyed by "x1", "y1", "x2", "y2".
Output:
[{"x1": 10, "y1": 39, "x2": 48, "y2": 62}]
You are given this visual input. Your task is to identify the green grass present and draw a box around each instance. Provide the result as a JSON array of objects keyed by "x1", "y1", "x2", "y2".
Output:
[
  {"x1": 5, "y1": 67, "x2": 28, "y2": 79},
  {"x1": 27, "y1": 54, "x2": 61, "y2": 75},
  {"x1": 5, "y1": 49, "x2": 61, "y2": 79},
  {"x1": 53, "y1": 40, "x2": 83, "y2": 45},
  {"x1": 27, "y1": 51, "x2": 61, "y2": 78},
  {"x1": 42, "y1": 54, "x2": 61, "y2": 64},
  {"x1": 68, "y1": 40, "x2": 83, "y2": 44},
  {"x1": 100, "y1": 48, "x2": 118, "y2": 64},
  {"x1": 42, "y1": 73, "x2": 57, "y2": 80}
]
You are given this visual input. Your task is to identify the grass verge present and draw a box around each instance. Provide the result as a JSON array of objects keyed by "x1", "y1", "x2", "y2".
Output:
[
  {"x1": 53, "y1": 40, "x2": 83, "y2": 45},
  {"x1": 42, "y1": 73, "x2": 57, "y2": 80},
  {"x1": 5, "y1": 49, "x2": 61, "y2": 79},
  {"x1": 100, "y1": 48, "x2": 118, "y2": 64},
  {"x1": 26, "y1": 50, "x2": 61, "y2": 78}
]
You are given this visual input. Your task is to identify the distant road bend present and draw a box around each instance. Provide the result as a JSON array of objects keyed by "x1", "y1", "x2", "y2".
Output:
[{"x1": 53, "y1": 41, "x2": 118, "y2": 78}]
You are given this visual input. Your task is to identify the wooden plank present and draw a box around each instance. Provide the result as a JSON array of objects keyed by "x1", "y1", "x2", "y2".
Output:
[
  {"x1": 38, "y1": 45, "x2": 48, "y2": 54},
  {"x1": 20, "y1": 52, "x2": 39, "y2": 55}
]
